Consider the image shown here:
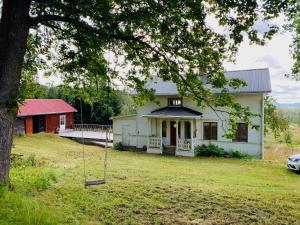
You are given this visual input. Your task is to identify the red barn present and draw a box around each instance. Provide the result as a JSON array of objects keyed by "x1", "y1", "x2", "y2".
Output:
[{"x1": 15, "y1": 99, "x2": 77, "y2": 135}]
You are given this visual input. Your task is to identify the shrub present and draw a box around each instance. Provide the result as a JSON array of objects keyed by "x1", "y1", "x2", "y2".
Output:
[
  {"x1": 194, "y1": 144, "x2": 224, "y2": 157},
  {"x1": 229, "y1": 150, "x2": 252, "y2": 159},
  {"x1": 25, "y1": 154, "x2": 38, "y2": 167},
  {"x1": 10, "y1": 154, "x2": 24, "y2": 168},
  {"x1": 10, "y1": 154, "x2": 42, "y2": 168},
  {"x1": 194, "y1": 144, "x2": 252, "y2": 159},
  {"x1": 114, "y1": 142, "x2": 124, "y2": 151}
]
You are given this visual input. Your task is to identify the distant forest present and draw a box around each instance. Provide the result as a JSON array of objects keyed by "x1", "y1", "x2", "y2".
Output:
[
  {"x1": 279, "y1": 109, "x2": 300, "y2": 126},
  {"x1": 20, "y1": 83, "x2": 136, "y2": 125}
]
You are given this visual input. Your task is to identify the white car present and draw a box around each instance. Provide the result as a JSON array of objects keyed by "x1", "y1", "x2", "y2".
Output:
[{"x1": 287, "y1": 154, "x2": 300, "y2": 173}]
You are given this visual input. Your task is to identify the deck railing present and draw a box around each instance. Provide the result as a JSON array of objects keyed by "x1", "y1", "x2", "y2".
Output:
[
  {"x1": 177, "y1": 139, "x2": 192, "y2": 151},
  {"x1": 148, "y1": 136, "x2": 162, "y2": 149},
  {"x1": 73, "y1": 124, "x2": 113, "y2": 133}
]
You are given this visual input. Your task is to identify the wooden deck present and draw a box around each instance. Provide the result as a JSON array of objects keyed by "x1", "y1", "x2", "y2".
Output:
[{"x1": 59, "y1": 130, "x2": 113, "y2": 142}]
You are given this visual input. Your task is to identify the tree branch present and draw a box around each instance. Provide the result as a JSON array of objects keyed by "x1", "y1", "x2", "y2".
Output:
[{"x1": 30, "y1": 14, "x2": 95, "y2": 30}]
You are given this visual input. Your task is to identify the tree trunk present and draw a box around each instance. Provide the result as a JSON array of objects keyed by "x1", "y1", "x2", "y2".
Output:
[{"x1": 0, "y1": 0, "x2": 31, "y2": 185}]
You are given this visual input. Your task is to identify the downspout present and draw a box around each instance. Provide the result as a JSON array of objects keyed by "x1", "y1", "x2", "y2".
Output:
[
  {"x1": 136, "y1": 116, "x2": 139, "y2": 149},
  {"x1": 261, "y1": 94, "x2": 264, "y2": 160}
]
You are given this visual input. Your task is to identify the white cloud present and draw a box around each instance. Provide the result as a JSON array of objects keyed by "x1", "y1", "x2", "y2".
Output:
[{"x1": 224, "y1": 31, "x2": 299, "y2": 104}]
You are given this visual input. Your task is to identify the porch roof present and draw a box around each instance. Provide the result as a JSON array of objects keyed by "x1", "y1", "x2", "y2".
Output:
[{"x1": 143, "y1": 106, "x2": 202, "y2": 119}]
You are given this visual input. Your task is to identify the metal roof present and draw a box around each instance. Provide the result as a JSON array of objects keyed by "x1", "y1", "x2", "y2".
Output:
[
  {"x1": 145, "y1": 68, "x2": 271, "y2": 95},
  {"x1": 18, "y1": 99, "x2": 77, "y2": 117},
  {"x1": 143, "y1": 106, "x2": 202, "y2": 118}
]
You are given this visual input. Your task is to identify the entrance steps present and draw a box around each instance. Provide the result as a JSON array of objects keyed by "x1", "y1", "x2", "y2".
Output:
[{"x1": 162, "y1": 146, "x2": 176, "y2": 156}]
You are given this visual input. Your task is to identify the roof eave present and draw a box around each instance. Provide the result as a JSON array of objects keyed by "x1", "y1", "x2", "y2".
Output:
[
  {"x1": 17, "y1": 110, "x2": 77, "y2": 117},
  {"x1": 141, "y1": 115, "x2": 202, "y2": 119}
]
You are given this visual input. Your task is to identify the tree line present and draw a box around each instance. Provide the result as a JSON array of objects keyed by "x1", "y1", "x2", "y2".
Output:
[{"x1": 20, "y1": 79, "x2": 136, "y2": 125}]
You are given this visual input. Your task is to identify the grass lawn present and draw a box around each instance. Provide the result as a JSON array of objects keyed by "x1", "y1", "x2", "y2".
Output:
[
  {"x1": 1, "y1": 134, "x2": 300, "y2": 225},
  {"x1": 265, "y1": 125, "x2": 300, "y2": 162}
]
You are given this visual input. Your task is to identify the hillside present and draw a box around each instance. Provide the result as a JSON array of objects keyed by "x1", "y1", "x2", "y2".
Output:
[{"x1": 0, "y1": 134, "x2": 299, "y2": 224}]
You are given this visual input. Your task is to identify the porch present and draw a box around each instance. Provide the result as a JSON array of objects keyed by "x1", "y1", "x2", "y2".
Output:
[
  {"x1": 59, "y1": 124, "x2": 113, "y2": 142},
  {"x1": 143, "y1": 106, "x2": 202, "y2": 156}
]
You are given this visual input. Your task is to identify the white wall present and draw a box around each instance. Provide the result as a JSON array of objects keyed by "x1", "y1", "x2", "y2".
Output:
[
  {"x1": 113, "y1": 93, "x2": 264, "y2": 157},
  {"x1": 113, "y1": 116, "x2": 138, "y2": 147}
]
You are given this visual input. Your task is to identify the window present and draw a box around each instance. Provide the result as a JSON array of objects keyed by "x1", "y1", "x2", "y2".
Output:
[
  {"x1": 162, "y1": 121, "x2": 167, "y2": 137},
  {"x1": 168, "y1": 98, "x2": 182, "y2": 106},
  {"x1": 178, "y1": 122, "x2": 181, "y2": 138},
  {"x1": 233, "y1": 123, "x2": 248, "y2": 142},
  {"x1": 184, "y1": 121, "x2": 191, "y2": 139},
  {"x1": 203, "y1": 122, "x2": 217, "y2": 140}
]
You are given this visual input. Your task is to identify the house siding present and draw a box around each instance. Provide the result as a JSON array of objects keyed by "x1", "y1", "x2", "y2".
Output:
[
  {"x1": 16, "y1": 112, "x2": 74, "y2": 135},
  {"x1": 14, "y1": 118, "x2": 25, "y2": 136},
  {"x1": 66, "y1": 112, "x2": 74, "y2": 129},
  {"x1": 113, "y1": 93, "x2": 264, "y2": 157},
  {"x1": 45, "y1": 113, "x2": 74, "y2": 133},
  {"x1": 25, "y1": 116, "x2": 33, "y2": 134},
  {"x1": 45, "y1": 114, "x2": 60, "y2": 133}
]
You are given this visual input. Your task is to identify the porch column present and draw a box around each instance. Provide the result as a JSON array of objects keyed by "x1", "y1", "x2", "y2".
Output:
[
  {"x1": 147, "y1": 118, "x2": 151, "y2": 149},
  {"x1": 176, "y1": 120, "x2": 179, "y2": 151},
  {"x1": 182, "y1": 121, "x2": 185, "y2": 139},
  {"x1": 159, "y1": 119, "x2": 162, "y2": 150},
  {"x1": 190, "y1": 119, "x2": 194, "y2": 150}
]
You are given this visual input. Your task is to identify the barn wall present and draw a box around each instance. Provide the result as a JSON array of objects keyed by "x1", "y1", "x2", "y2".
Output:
[
  {"x1": 66, "y1": 113, "x2": 74, "y2": 129},
  {"x1": 14, "y1": 118, "x2": 25, "y2": 136},
  {"x1": 25, "y1": 116, "x2": 33, "y2": 134},
  {"x1": 45, "y1": 114, "x2": 59, "y2": 133}
]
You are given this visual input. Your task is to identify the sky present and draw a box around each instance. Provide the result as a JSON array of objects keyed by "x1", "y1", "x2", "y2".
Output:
[
  {"x1": 224, "y1": 31, "x2": 298, "y2": 104},
  {"x1": 39, "y1": 17, "x2": 299, "y2": 104}
]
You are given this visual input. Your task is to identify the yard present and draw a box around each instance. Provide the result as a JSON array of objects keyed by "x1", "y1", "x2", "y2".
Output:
[{"x1": 1, "y1": 134, "x2": 300, "y2": 225}]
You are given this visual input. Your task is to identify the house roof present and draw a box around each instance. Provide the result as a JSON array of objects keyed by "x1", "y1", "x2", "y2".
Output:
[
  {"x1": 110, "y1": 114, "x2": 137, "y2": 120},
  {"x1": 143, "y1": 106, "x2": 202, "y2": 119},
  {"x1": 145, "y1": 68, "x2": 271, "y2": 95},
  {"x1": 18, "y1": 99, "x2": 77, "y2": 117}
]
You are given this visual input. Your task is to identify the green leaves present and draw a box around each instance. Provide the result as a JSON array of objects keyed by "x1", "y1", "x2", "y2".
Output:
[
  {"x1": 26, "y1": 0, "x2": 287, "y2": 136},
  {"x1": 264, "y1": 95, "x2": 289, "y2": 138}
]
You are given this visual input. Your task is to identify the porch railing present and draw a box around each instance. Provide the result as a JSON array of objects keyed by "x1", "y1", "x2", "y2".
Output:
[
  {"x1": 148, "y1": 136, "x2": 162, "y2": 149},
  {"x1": 177, "y1": 139, "x2": 192, "y2": 151},
  {"x1": 73, "y1": 124, "x2": 112, "y2": 133}
]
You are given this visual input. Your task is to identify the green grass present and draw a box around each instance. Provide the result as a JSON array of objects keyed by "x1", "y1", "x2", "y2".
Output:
[
  {"x1": 265, "y1": 124, "x2": 300, "y2": 161},
  {"x1": 1, "y1": 133, "x2": 300, "y2": 224}
]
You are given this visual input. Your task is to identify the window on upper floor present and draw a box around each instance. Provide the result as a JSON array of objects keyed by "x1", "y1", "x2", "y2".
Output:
[
  {"x1": 168, "y1": 98, "x2": 182, "y2": 106},
  {"x1": 233, "y1": 123, "x2": 248, "y2": 142},
  {"x1": 203, "y1": 122, "x2": 218, "y2": 140}
]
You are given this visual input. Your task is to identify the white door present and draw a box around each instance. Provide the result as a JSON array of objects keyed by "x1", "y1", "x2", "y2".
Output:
[
  {"x1": 122, "y1": 125, "x2": 130, "y2": 146},
  {"x1": 59, "y1": 115, "x2": 66, "y2": 131}
]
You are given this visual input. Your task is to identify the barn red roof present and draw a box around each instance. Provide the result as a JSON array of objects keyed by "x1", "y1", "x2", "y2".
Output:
[{"x1": 18, "y1": 99, "x2": 77, "y2": 117}]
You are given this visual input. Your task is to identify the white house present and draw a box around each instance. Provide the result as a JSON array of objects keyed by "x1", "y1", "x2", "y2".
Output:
[{"x1": 112, "y1": 68, "x2": 271, "y2": 158}]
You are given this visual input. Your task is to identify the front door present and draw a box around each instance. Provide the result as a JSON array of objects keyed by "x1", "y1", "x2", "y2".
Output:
[
  {"x1": 59, "y1": 115, "x2": 66, "y2": 131},
  {"x1": 170, "y1": 121, "x2": 177, "y2": 146}
]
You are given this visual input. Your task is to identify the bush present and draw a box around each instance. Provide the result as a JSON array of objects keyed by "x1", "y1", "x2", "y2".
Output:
[
  {"x1": 194, "y1": 144, "x2": 224, "y2": 157},
  {"x1": 114, "y1": 142, "x2": 124, "y2": 151},
  {"x1": 229, "y1": 150, "x2": 251, "y2": 159},
  {"x1": 10, "y1": 154, "x2": 42, "y2": 168},
  {"x1": 194, "y1": 144, "x2": 252, "y2": 159}
]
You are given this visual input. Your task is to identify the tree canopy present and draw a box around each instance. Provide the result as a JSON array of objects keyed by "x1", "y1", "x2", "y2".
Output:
[
  {"x1": 17, "y1": 0, "x2": 292, "y2": 136},
  {"x1": 0, "y1": 0, "x2": 296, "y2": 185},
  {"x1": 264, "y1": 96, "x2": 289, "y2": 138}
]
